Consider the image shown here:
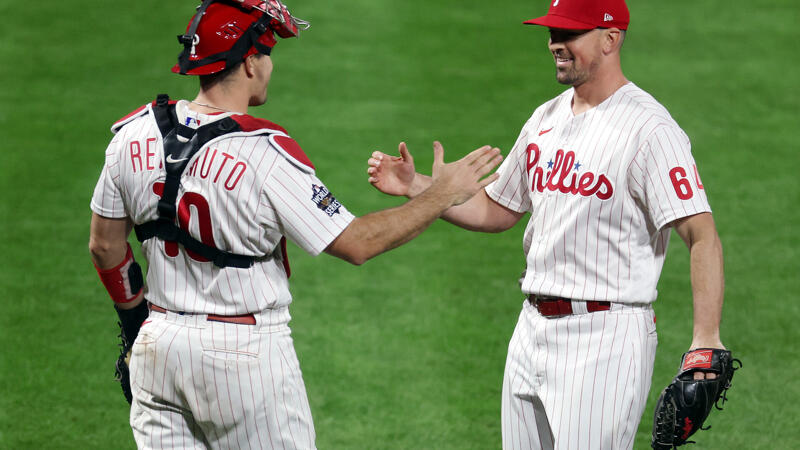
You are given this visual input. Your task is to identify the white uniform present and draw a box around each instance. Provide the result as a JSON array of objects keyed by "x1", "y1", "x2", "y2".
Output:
[
  {"x1": 91, "y1": 100, "x2": 354, "y2": 449},
  {"x1": 486, "y1": 83, "x2": 710, "y2": 449}
]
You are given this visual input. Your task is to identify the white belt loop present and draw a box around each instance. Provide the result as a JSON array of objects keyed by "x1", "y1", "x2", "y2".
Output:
[{"x1": 570, "y1": 301, "x2": 589, "y2": 315}]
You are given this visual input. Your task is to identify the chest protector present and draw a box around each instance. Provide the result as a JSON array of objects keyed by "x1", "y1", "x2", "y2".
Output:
[{"x1": 133, "y1": 94, "x2": 272, "y2": 269}]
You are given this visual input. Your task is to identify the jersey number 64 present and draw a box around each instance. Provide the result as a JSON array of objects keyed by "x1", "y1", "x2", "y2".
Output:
[{"x1": 668, "y1": 165, "x2": 704, "y2": 200}]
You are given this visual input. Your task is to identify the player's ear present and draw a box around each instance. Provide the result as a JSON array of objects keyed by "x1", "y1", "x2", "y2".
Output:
[
  {"x1": 602, "y1": 28, "x2": 623, "y2": 54},
  {"x1": 243, "y1": 54, "x2": 258, "y2": 78}
]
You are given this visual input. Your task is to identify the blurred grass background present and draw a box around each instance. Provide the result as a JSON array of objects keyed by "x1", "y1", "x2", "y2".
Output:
[{"x1": 1, "y1": 0, "x2": 798, "y2": 448}]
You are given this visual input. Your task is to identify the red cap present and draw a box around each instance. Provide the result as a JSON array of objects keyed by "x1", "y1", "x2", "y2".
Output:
[{"x1": 524, "y1": 0, "x2": 629, "y2": 30}]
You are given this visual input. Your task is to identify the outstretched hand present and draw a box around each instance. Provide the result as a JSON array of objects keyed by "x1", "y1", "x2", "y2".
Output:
[
  {"x1": 367, "y1": 142, "x2": 417, "y2": 197},
  {"x1": 429, "y1": 141, "x2": 502, "y2": 207}
]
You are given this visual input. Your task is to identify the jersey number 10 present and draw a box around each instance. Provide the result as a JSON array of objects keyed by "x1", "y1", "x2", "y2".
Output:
[{"x1": 152, "y1": 181, "x2": 217, "y2": 262}]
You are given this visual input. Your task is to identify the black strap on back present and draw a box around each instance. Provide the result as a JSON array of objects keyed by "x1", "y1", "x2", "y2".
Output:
[{"x1": 133, "y1": 94, "x2": 261, "y2": 269}]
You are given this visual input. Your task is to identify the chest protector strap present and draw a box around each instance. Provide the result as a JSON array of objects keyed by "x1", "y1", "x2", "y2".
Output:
[{"x1": 133, "y1": 94, "x2": 260, "y2": 269}]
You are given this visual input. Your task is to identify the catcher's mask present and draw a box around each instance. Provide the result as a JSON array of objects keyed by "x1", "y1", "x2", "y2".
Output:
[{"x1": 173, "y1": 0, "x2": 309, "y2": 76}]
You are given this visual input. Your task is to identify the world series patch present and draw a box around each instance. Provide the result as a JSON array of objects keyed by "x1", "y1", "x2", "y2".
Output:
[{"x1": 311, "y1": 184, "x2": 341, "y2": 217}]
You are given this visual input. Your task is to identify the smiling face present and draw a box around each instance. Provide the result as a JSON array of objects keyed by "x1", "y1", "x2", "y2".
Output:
[{"x1": 547, "y1": 28, "x2": 605, "y2": 87}]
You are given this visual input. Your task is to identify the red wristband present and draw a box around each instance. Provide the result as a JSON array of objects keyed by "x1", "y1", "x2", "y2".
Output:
[{"x1": 94, "y1": 243, "x2": 144, "y2": 303}]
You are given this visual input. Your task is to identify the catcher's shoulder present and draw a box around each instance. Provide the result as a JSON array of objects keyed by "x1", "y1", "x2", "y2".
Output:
[
  {"x1": 231, "y1": 114, "x2": 315, "y2": 173},
  {"x1": 231, "y1": 114, "x2": 287, "y2": 135},
  {"x1": 110, "y1": 99, "x2": 177, "y2": 134}
]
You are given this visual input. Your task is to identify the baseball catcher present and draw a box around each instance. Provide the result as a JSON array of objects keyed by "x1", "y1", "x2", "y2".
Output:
[
  {"x1": 89, "y1": 0, "x2": 504, "y2": 445},
  {"x1": 651, "y1": 348, "x2": 741, "y2": 448}
]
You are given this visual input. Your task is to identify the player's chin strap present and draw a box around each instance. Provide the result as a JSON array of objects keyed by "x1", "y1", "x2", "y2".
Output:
[{"x1": 133, "y1": 94, "x2": 264, "y2": 269}]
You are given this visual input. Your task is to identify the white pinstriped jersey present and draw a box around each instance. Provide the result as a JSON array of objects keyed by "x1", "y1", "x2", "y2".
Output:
[
  {"x1": 91, "y1": 100, "x2": 354, "y2": 315},
  {"x1": 487, "y1": 83, "x2": 710, "y2": 303}
]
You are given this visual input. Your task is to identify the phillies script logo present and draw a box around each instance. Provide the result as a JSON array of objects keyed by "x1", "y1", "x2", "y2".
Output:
[{"x1": 526, "y1": 144, "x2": 613, "y2": 200}]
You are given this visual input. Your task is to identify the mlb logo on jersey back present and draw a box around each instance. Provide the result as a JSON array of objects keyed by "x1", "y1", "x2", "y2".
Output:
[{"x1": 311, "y1": 184, "x2": 341, "y2": 216}]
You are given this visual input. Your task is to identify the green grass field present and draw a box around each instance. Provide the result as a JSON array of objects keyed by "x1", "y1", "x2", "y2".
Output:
[{"x1": 1, "y1": 0, "x2": 798, "y2": 448}]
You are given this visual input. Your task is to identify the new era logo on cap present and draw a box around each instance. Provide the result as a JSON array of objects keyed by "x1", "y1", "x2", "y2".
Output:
[{"x1": 524, "y1": 0, "x2": 630, "y2": 30}]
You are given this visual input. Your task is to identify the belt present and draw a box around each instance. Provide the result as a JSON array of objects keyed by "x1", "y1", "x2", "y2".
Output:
[
  {"x1": 149, "y1": 304, "x2": 256, "y2": 325},
  {"x1": 527, "y1": 295, "x2": 611, "y2": 316}
]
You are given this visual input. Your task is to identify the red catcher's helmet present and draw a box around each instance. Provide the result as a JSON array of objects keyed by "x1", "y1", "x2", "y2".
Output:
[{"x1": 173, "y1": 0, "x2": 309, "y2": 76}]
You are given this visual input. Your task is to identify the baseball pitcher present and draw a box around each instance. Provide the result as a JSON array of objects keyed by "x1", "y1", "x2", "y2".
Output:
[{"x1": 367, "y1": 0, "x2": 739, "y2": 448}]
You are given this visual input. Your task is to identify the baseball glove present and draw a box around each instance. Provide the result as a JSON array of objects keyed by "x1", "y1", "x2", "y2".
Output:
[
  {"x1": 113, "y1": 301, "x2": 150, "y2": 404},
  {"x1": 114, "y1": 321, "x2": 135, "y2": 404},
  {"x1": 651, "y1": 348, "x2": 741, "y2": 449}
]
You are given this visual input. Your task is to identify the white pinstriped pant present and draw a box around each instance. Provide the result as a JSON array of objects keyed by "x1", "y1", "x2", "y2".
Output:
[
  {"x1": 129, "y1": 307, "x2": 316, "y2": 450},
  {"x1": 502, "y1": 299, "x2": 657, "y2": 450}
]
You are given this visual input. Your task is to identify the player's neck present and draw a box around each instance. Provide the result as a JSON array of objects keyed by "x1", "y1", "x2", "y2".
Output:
[
  {"x1": 191, "y1": 89, "x2": 249, "y2": 115},
  {"x1": 571, "y1": 68, "x2": 628, "y2": 116}
]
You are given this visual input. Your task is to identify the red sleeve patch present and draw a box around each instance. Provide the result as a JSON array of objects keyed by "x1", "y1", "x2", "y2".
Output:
[
  {"x1": 232, "y1": 115, "x2": 288, "y2": 134},
  {"x1": 273, "y1": 135, "x2": 315, "y2": 170},
  {"x1": 230, "y1": 115, "x2": 313, "y2": 171},
  {"x1": 681, "y1": 349, "x2": 713, "y2": 371}
]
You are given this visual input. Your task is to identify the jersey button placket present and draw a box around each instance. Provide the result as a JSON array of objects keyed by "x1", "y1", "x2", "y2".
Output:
[{"x1": 532, "y1": 314, "x2": 546, "y2": 386}]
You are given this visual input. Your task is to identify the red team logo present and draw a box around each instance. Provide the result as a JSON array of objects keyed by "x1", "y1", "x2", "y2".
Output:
[
  {"x1": 681, "y1": 417, "x2": 694, "y2": 440},
  {"x1": 525, "y1": 143, "x2": 614, "y2": 200},
  {"x1": 681, "y1": 349, "x2": 713, "y2": 371}
]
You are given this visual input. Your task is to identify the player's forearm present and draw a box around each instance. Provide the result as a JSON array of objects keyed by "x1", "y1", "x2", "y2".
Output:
[
  {"x1": 89, "y1": 238, "x2": 129, "y2": 269},
  {"x1": 439, "y1": 191, "x2": 515, "y2": 232},
  {"x1": 327, "y1": 185, "x2": 454, "y2": 265},
  {"x1": 406, "y1": 173, "x2": 432, "y2": 198},
  {"x1": 90, "y1": 235, "x2": 147, "y2": 310},
  {"x1": 90, "y1": 213, "x2": 146, "y2": 309},
  {"x1": 409, "y1": 176, "x2": 519, "y2": 233},
  {"x1": 89, "y1": 214, "x2": 133, "y2": 269},
  {"x1": 688, "y1": 233, "x2": 725, "y2": 348}
]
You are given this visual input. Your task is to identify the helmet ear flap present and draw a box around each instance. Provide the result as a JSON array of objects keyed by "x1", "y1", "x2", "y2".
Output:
[
  {"x1": 175, "y1": 0, "x2": 219, "y2": 75},
  {"x1": 180, "y1": 0, "x2": 215, "y2": 55}
]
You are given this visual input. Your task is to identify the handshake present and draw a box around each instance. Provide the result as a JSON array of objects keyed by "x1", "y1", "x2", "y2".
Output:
[{"x1": 367, "y1": 141, "x2": 502, "y2": 207}]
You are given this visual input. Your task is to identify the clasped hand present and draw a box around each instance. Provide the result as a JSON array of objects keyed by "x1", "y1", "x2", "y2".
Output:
[{"x1": 368, "y1": 141, "x2": 502, "y2": 206}]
